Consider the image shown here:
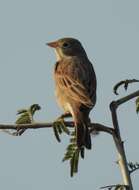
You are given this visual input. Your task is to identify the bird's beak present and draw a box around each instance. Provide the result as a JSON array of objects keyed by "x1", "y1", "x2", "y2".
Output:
[{"x1": 47, "y1": 41, "x2": 59, "y2": 48}]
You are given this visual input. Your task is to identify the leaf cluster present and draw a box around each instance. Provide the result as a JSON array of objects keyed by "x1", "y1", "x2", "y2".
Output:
[
  {"x1": 62, "y1": 131, "x2": 85, "y2": 177},
  {"x1": 16, "y1": 104, "x2": 41, "y2": 124},
  {"x1": 136, "y1": 97, "x2": 139, "y2": 113},
  {"x1": 128, "y1": 161, "x2": 139, "y2": 174},
  {"x1": 52, "y1": 119, "x2": 70, "y2": 142},
  {"x1": 15, "y1": 104, "x2": 41, "y2": 135}
]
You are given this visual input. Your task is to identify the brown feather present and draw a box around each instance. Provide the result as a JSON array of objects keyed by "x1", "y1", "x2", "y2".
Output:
[{"x1": 50, "y1": 37, "x2": 97, "y2": 149}]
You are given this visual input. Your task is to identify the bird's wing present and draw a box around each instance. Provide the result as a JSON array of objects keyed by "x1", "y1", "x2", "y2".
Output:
[{"x1": 55, "y1": 58, "x2": 96, "y2": 107}]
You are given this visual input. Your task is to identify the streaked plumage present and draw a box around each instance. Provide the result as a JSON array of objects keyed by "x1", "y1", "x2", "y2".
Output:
[{"x1": 47, "y1": 38, "x2": 97, "y2": 149}]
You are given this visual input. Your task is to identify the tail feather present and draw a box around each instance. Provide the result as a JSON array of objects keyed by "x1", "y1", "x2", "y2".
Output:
[
  {"x1": 76, "y1": 122, "x2": 91, "y2": 149},
  {"x1": 84, "y1": 125, "x2": 91, "y2": 149}
]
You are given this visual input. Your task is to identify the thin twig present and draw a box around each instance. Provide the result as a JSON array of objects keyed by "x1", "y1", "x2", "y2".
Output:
[
  {"x1": 113, "y1": 79, "x2": 139, "y2": 95},
  {"x1": 89, "y1": 123, "x2": 114, "y2": 135},
  {"x1": 116, "y1": 89, "x2": 139, "y2": 106},
  {"x1": 0, "y1": 122, "x2": 114, "y2": 135},
  {"x1": 130, "y1": 167, "x2": 139, "y2": 174},
  {"x1": 100, "y1": 184, "x2": 128, "y2": 189}
]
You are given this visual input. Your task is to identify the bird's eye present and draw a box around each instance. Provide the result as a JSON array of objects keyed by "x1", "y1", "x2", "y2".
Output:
[{"x1": 62, "y1": 42, "x2": 71, "y2": 48}]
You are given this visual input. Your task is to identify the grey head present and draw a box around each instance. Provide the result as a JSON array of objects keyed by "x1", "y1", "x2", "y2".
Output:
[{"x1": 47, "y1": 37, "x2": 87, "y2": 60}]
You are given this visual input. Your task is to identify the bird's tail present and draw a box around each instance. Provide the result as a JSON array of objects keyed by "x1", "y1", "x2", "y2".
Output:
[{"x1": 75, "y1": 117, "x2": 91, "y2": 149}]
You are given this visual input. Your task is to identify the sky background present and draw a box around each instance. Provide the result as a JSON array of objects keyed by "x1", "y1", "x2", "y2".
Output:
[{"x1": 0, "y1": 0, "x2": 139, "y2": 189}]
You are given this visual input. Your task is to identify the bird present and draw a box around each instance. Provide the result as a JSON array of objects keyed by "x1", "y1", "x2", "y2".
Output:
[{"x1": 47, "y1": 37, "x2": 97, "y2": 149}]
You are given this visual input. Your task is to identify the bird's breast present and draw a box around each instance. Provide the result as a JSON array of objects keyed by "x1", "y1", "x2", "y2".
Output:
[{"x1": 55, "y1": 87, "x2": 72, "y2": 113}]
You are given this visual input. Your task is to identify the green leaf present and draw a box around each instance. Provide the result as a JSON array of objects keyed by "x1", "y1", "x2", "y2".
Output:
[
  {"x1": 115, "y1": 185, "x2": 125, "y2": 190},
  {"x1": 60, "y1": 123, "x2": 70, "y2": 135},
  {"x1": 62, "y1": 154, "x2": 72, "y2": 162},
  {"x1": 70, "y1": 152, "x2": 76, "y2": 177},
  {"x1": 52, "y1": 117, "x2": 71, "y2": 143},
  {"x1": 67, "y1": 144, "x2": 76, "y2": 152},
  {"x1": 16, "y1": 112, "x2": 31, "y2": 124},
  {"x1": 56, "y1": 118, "x2": 70, "y2": 135},
  {"x1": 17, "y1": 109, "x2": 27, "y2": 115},
  {"x1": 16, "y1": 104, "x2": 41, "y2": 124},
  {"x1": 70, "y1": 137, "x2": 76, "y2": 143},
  {"x1": 74, "y1": 150, "x2": 80, "y2": 173},
  {"x1": 69, "y1": 149, "x2": 80, "y2": 177},
  {"x1": 62, "y1": 128, "x2": 85, "y2": 177},
  {"x1": 30, "y1": 104, "x2": 41, "y2": 115},
  {"x1": 57, "y1": 124, "x2": 63, "y2": 134},
  {"x1": 15, "y1": 104, "x2": 41, "y2": 135},
  {"x1": 136, "y1": 97, "x2": 139, "y2": 113},
  {"x1": 52, "y1": 125, "x2": 61, "y2": 142},
  {"x1": 71, "y1": 131, "x2": 75, "y2": 136}
]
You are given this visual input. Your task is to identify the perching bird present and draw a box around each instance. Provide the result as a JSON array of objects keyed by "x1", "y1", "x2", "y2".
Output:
[{"x1": 47, "y1": 38, "x2": 97, "y2": 149}]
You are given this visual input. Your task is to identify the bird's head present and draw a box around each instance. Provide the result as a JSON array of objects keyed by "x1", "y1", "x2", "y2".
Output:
[{"x1": 47, "y1": 37, "x2": 87, "y2": 61}]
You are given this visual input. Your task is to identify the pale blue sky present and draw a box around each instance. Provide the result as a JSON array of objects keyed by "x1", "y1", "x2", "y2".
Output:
[{"x1": 0, "y1": 0, "x2": 139, "y2": 189}]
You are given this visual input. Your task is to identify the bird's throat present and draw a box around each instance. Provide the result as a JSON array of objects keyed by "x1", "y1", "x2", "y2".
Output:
[
  {"x1": 54, "y1": 48, "x2": 70, "y2": 61},
  {"x1": 54, "y1": 49, "x2": 61, "y2": 61}
]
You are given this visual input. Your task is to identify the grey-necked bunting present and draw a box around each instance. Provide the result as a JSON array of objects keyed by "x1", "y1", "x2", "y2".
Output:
[{"x1": 47, "y1": 37, "x2": 97, "y2": 149}]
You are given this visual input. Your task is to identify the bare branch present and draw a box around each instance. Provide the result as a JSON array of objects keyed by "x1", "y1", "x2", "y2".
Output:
[
  {"x1": 130, "y1": 167, "x2": 139, "y2": 174},
  {"x1": 89, "y1": 123, "x2": 114, "y2": 135},
  {"x1": 109, "y1": 96, "x2": 135, "y2": 189},
  {"x1": 115, "y1": 89, "x2": 139, "y2": 107},
  {"x1": 0, "y1": 122, "x2": 114, "y2": 135}
]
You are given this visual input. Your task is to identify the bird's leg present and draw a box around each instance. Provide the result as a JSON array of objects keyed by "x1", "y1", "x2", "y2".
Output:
[
  {"x1": 57, "y1": 112, "x2": 72, "y2": 120},
  {"x1": 54, "y1": 112, "x2": 72, "y2": 128}
]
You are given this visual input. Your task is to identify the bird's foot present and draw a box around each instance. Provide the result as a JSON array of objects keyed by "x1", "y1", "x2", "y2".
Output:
[{"x1": 58, "y1": 112, "x2": 72, "y2": 120}]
